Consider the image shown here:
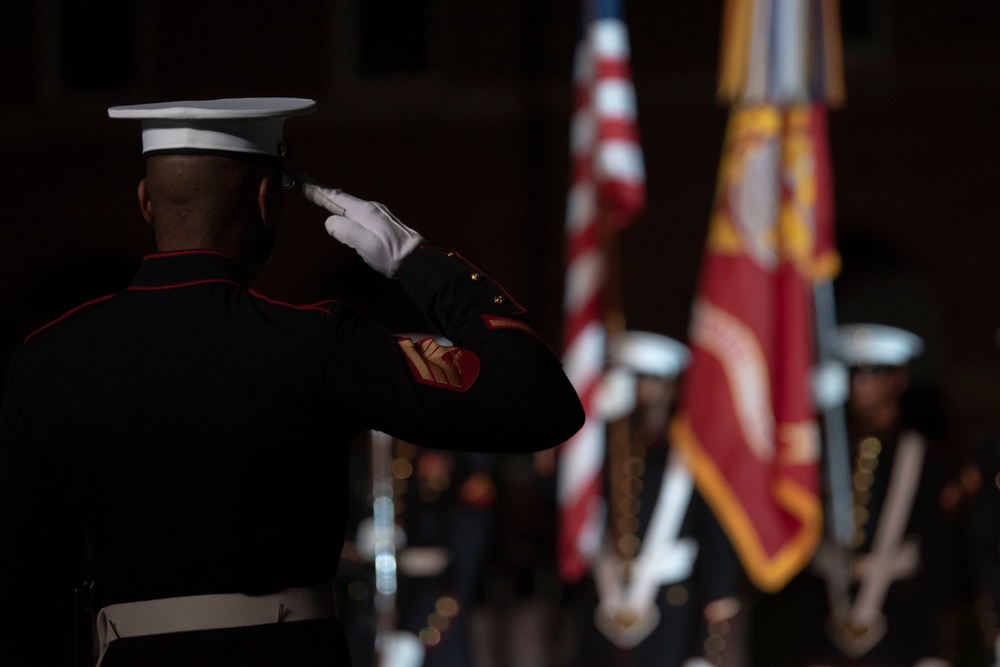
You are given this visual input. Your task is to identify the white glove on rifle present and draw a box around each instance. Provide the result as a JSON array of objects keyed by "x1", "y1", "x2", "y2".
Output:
[
  {"x1": 914, "y1": 659, "x2": 952, "y2": 667},
  {"x1": 812, "y1": 359, "x2": 849, "y2": 411},
  {"x1": 298, "y1": 173, "x2": 425, "y2": 278},
  {"x1": 595, "y1": 367, "x2": 636, "y2": 423}
]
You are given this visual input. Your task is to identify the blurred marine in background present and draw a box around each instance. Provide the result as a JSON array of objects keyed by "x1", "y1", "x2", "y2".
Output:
[
  {"x1": 781, "y1": 323, "x2": 959, "y2": 667},
  {"x1": 569, "y1": 331, "x2": 742, "y2": 667}
]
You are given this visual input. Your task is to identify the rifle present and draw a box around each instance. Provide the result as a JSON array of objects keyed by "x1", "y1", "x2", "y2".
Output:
[
  {"x1": 369, "y1": 431, "x2": 425, "y2": 667},
  {"x1": 73, "y1": 571, "x2": 96, "y2": 667}
]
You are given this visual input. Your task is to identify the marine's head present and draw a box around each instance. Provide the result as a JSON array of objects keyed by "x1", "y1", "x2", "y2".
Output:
[
  {"x1": 108, "y1": 97, "x2": 315, "y2": 280},
  {"x1": 605, "y1": 330, "x2": 691, "y2": 438},
  {"x1": 836, "y1": 323, "x2": 923, "y2": 429}
]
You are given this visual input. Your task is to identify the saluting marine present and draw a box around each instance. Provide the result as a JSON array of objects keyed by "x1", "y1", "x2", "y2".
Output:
[
  {"x1": 0, "y1": 98, "x2": 584, "y2": 666},
  {"x1": 785, "y1": 323, "x2": 958, "y2": 667},
  {"x1": 571, "y1": 331, "x2": 742, "y2": 667}
]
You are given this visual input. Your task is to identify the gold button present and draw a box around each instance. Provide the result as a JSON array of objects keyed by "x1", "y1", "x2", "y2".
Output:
[
  {"x1": 616, "y1": 516, "x2": 639, "y2": 535},
  {"x1": 471, "y1": 273, "x2": 482, "y2": 281},
  {"x1": 419, "y1": 626, "x2": 442, "y2": 646},
  {"x1": 436, "y1": 596, "x2": 460, "y2": 618},
  {"x1": 391, "y1": 458, "x2": 413, "y2": 479},
  {"x1": 666, "y1": 585, "x2": 689, "y2": 606},
  {"x1": 446, "y1": 251, "x2": 456, "y2": 257},
  {"x1": 851, "y1": 506, "x2": 870, "y2": 526},
  {"x1": 704, "y1": 635, "x2": 726, "y2": 654},
  {"x1": 347, "y1": 581, "x2": 368, "y2": 601},
  {"x1": 617, "y1": 534, "x2": 640, "y2": 558},
  {"x1": 860, "y1": 437, "x2": 882, "y2": 458},
  {"x1": 493, "y1": 295, "x2": 504, "y2": 304}
]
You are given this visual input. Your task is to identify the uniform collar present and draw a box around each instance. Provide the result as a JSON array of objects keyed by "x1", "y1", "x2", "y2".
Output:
[{"x1": 130, "y1": 250, "x2": 250, "y2": 289}]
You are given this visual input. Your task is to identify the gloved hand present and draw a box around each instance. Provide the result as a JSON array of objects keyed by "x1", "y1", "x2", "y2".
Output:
[
  {"x1": 681, "y1": 659, "x2": 714, "y2": 667},
  {"x1": 595, "y1": 366, "x2": 636, "y2": 422},
  {"x1": 914, "y1": 659, "x2": 952, "y2": 667},
  {"x1": 812, "y1": 359, "x2": 849, "y2": 411},
  {"x1": 298, "y1": 173, "x2": 425, "y2": 278}
]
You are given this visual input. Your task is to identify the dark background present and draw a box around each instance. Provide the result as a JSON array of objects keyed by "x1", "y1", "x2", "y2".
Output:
[
  {"x1": 3, "y1": 1, "x2": 1000, "y2": 664},
  {"x1": 2, "y1": 0, "x2": 999, "y2": 494},
  {"x1": 5, "y1": 1, "x2": 999, "y2": 457}
]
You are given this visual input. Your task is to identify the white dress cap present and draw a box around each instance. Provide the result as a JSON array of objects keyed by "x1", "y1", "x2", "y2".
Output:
[
  {"x1": 836, "y1": 323, "x2": 923, "y2": 367},
  {"x1": 609, "y1": 331, "x2": 691, "y2": 379},
  {"x1": 108, "y1": 97, "x2": 316, "y2": 156}
]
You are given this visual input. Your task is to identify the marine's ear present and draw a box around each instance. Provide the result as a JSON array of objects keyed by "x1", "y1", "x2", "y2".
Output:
[
  {"x1": 257, "y1": 174, "x2": 281, "y2": 228},
  {"x1": 137, "y1": 179, "x2": 154, "y2": 226}
]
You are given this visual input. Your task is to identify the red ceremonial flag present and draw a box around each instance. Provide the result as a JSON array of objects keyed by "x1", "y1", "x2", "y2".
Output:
[
  {"x1": 670, "y1": 103, "x2": 836, "y2": 592},
  {"x1": 557, "y1": 0, "x2": 645, "y2": 583}
]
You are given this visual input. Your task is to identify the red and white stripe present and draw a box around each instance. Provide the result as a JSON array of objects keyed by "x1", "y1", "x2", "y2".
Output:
[{"x1": 558, "y1": 8, "x2": 645, "y2": 583}]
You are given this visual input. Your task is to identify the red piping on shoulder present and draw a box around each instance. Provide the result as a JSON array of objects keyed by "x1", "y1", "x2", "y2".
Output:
[
  {"x1": 24, "y1": 294, "x2": 117, "y2": 343},
  {"x1": 129, "y1": 279, "x2": 245, "y2": 292},
  {"x1": 249, "y1": 290, "x2": 339, "y2": 314},
  {"x1": 144, "y1": 249, "x2": 235, "y2": 260}
]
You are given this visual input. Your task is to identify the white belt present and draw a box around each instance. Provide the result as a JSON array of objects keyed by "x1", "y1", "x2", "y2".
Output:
[{"x1": 96, "y1": 584, "x2": 336, "y2": 665}]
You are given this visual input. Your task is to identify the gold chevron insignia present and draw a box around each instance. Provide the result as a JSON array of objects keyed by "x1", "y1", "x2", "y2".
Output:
[{"x1": 397, "y1": 338, "x2": 481, "y2": 392}]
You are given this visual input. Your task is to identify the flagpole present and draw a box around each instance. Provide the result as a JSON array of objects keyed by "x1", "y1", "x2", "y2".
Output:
[
  {"x1": 811, "y1": 280, "x2": 857, "y2": 634},
  {"x1": 814, "y1": 280, "x2": 853, "y2": 546},
  {"x1": 370, "y1": 430, "x2": 398, "y2": 666}
]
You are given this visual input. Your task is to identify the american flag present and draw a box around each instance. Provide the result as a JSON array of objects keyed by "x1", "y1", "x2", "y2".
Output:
[{"x1": 557, "y1": 0, "x2": 645, "y2": 583}]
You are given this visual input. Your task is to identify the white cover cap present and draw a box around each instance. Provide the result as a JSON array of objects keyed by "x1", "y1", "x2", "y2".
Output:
[
  {"x1": 836, "y1": 323, "x2": 923, "y2": 367},
  {"x1": 108, "y1": 97, "x2": 316, "y2": 156},
  {"x1": 609, "y1": 331, "x2": 691, "y2": 379}
]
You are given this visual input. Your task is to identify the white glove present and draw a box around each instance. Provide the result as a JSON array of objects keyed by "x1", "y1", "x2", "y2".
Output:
[
  {"x1": 380, "y1": 631, "x2": 425, "y2": 667},
  {"x1": 914, "y1": 659, "x2": 951, "y2": 667},
  {"x1": 298, "y1": 173, "x2": 425, "y2": 278},
  {"x1": 812, "y1": 359, "x2": 849, "y2": 410},
  {"x1": 681, "y1": 659, "x2": 714, "y2": 667},
  {"x1": 595, "y1": 367, "x2": 636, "y2": 422}
]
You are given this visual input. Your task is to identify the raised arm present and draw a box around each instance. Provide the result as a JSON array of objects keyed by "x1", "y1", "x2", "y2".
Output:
[{"x1": 300, "y1": 177, "x2": 584, "y2": 452}]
